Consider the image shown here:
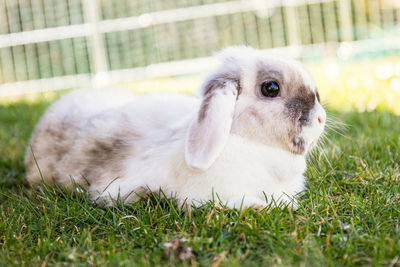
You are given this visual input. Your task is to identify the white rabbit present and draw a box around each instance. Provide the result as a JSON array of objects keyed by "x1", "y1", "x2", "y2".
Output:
[{"x1": 25, "y1": 46, "x2": 326, "y2": 209}]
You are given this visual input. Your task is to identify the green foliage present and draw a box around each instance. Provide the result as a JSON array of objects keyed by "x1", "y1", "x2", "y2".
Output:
[{"x1": 0, "y1": 99, "x2": 399, "y2": 266}]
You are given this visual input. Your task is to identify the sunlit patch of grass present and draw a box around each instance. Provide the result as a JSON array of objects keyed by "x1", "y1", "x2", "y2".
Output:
[
  {"x1": 310, "y1": 56, "x2": 400, "y2": 115},
  {"x1": 0, "y1": 90, "x2": 69, "y2": 106}
]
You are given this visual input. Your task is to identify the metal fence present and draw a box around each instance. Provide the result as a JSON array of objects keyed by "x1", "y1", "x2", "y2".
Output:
[{"x1": 0, "y1": 0, "x2": 400, "y2": 96}]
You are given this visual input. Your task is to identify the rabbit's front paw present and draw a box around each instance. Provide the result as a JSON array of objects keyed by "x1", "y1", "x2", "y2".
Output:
[{"x1": 226, "y1": 196, "x2": 266, "y2": 210}]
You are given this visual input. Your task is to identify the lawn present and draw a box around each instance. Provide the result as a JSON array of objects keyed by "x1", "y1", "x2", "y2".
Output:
[{"x1": 1, "y1": 69, "x2": 400, "y2": 265}]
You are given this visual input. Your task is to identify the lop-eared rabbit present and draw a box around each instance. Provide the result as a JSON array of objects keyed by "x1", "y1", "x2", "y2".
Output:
[{"x1": 25, "y1": 46, "x2": 326, "y2": 209}]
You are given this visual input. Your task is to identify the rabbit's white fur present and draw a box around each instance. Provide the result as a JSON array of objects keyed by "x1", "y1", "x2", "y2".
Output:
[{"x1": 26, "y1": 46, "x2": 326, "y2": 209}]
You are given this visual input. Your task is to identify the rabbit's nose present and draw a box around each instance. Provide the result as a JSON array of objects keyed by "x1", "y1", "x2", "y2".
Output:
[{"x1": 317, "y1": 116, "x2": 324, "y2": 124}]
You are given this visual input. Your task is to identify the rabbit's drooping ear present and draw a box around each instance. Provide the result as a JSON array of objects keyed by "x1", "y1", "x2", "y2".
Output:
[{"x1": 185, "y1": 77, "x2": 239, "y2": 171}]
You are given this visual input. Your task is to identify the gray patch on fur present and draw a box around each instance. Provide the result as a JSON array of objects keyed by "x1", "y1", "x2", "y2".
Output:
[
  {"x1": 285, "y1": 91, "x2": 316, "y2": 154},
  {"x1": 292, "y1": 136, "x2": 306, "y2": 154},
  {"x1": 198, "y1": 69, "x2": 240, "y2": 123},
  {"x1": 26, "y1": 118, "x2": 79, "y2": 185},
  {"x1": 198, "y1": 91, "x2": 215, "y2": 122},
  {"x1": 202, "y1": 69, "x2": 240, "y2": 96},
  {"x1": 285, "y1": 91, "x2": 315, "y2": 124},
  {"x1": 43, "y1": 121, "x2": 72, "y2": 161},
  {"x1": 81, "y1": 131, "x2": 135, "y2": 184}
]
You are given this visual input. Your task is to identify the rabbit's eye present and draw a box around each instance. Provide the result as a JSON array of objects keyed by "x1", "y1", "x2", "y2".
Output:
[{"x1": 261, "y1": 81, "x2": 280, "y2": 97}]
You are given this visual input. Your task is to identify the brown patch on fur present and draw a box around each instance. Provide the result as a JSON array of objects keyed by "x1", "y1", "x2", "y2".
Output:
[
  {"x1": 291, "y1": 136, "x2": 306, "y2": 154},
  {"x1": 38, "y1": 120, "x2": 78, "y2": 162},
  {"x1": 25, "y1": 118, "x2": 80, "y2": 185},
  {"x1": 81, "y1": 131, "x2": 135, "y2": 184}
]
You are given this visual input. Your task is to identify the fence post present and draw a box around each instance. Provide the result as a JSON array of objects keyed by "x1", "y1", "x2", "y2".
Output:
[
  {"x1": 284, "y1": 1, "x2": 301, "y2": 57},
  {"x1": 83, "y1": 0, "x2": 110, "y2": 88},
  {"x1": 338, "y1": 0, "x2": 353, "y2": 41}
]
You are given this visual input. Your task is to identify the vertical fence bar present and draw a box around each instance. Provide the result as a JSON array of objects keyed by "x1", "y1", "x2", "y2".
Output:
[
  {"x1": 3, "y1": 1, "x2": 17, "y2": 83},
  {"x1": 367, "y1": 0, "x2": 382, "y2": 30},
  {"x1": 0, "y1": 0, "x2": 10, "y2": 83},
  {"x1": 322, "y1": 1, "x2": 339, "y2": 42},
  {"x1": 338, "y1": 0, "x2": 353, "y2": 41},
  {"x1": 352, "y1": 0, "x2": 367, "y2": 40},
  {"x1": 118, "y1": 0, "x2": 134, "y2": 69},
  {"x1": 270, "y1": 3, "x2": 286, "y2": 47},
  {"x1": 380, "y1": 0, "x2": 394, "y2": 29},
  {"x1": 82, "y1": 0, "x2": 109, "y2": 87},
  {"x1": 284, "y1": 1, "x2": 301, "y2": 55},
  {"x1": 22, "y1": 0, "x2": 40, "y2": 80},
  {"x1": 397, "y1": 3, "x2": 400, "y2": 23}
]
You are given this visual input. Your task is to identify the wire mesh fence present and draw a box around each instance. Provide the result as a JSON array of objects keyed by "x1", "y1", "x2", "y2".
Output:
[{"x1": 0, "y1": 0, "x2": 399, "y2": 96}]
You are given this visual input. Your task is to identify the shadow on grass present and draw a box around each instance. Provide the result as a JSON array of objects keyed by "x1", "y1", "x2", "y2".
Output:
[{"x1": 0, "y1": 101, "x2": 50, "y2": 188}]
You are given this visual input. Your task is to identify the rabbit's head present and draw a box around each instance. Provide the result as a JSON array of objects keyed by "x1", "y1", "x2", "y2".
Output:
[{"x1": 185, "y1": 46, "x2": 326, "y2": 170}]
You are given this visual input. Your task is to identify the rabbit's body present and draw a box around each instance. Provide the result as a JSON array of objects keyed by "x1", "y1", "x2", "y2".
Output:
[
  {"x1": 26, "y1": 89, "x2": 305, "y2": 207},
  {"x1": 26, "y1": 46, "x2": 326, "y2": 208}
]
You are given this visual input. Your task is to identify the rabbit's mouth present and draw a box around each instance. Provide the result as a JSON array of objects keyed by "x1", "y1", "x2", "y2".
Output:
[
  {"x1": 289, "y1": 118, "x2": 325, "y2": 155},
  {"x1": 289, "y1": 133, "x2": 322, "y2": 155},
  {"x1": 290, "y1": 136, "x2": 307, "y2": 155}
]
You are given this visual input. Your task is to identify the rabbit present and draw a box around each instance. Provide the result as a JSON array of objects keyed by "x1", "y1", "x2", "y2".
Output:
[{"x1": 25, "y1": 46, "x2": 326, "y2": 209}]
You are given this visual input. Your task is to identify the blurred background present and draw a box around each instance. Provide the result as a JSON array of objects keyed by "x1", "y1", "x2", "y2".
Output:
[{"x1": 0, "y1": 0, "x2": 400, "y2": 114}]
